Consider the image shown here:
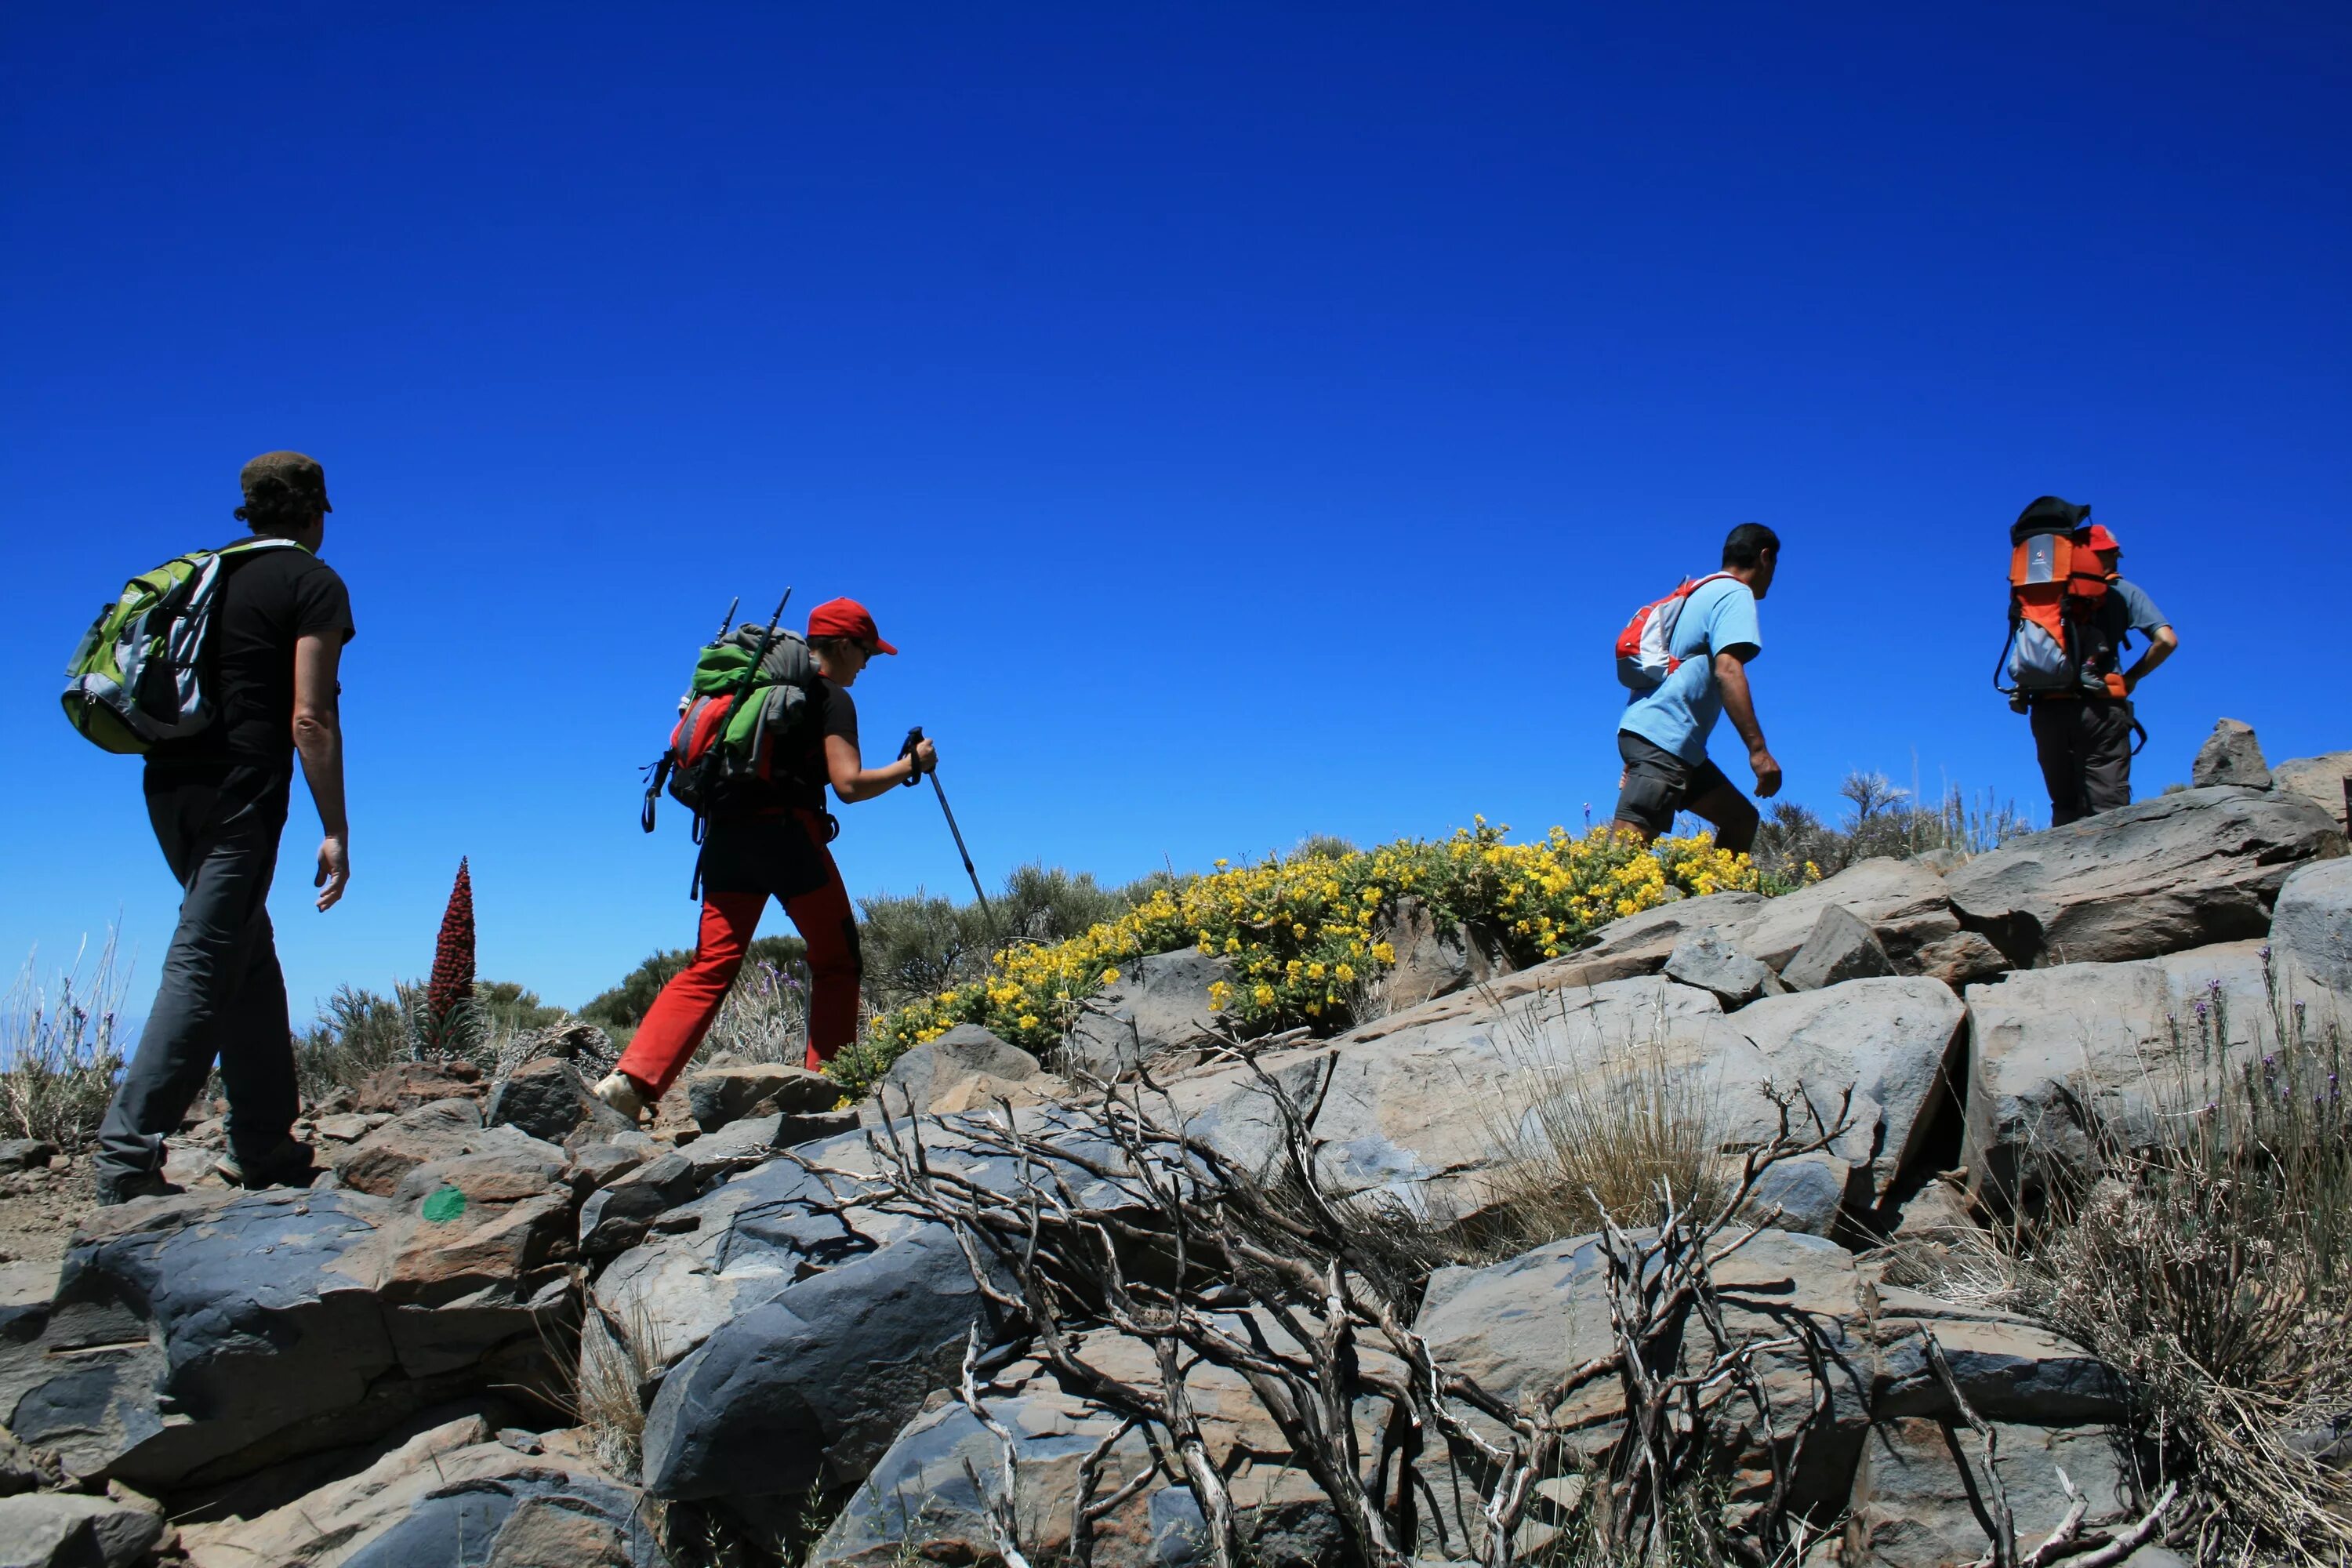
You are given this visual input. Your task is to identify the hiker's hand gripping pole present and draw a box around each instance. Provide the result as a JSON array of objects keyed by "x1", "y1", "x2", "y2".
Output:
[{"x1": 901, "y1": 726, "x2": 992, "y2": 923}]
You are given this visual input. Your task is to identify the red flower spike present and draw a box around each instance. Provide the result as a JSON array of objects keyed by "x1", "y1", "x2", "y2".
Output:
[{"x1": 424, "y1": 857, "x2": 476, "y2": 1052}]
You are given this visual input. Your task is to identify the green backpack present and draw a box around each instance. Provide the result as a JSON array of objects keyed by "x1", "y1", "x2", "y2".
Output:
[
  {"x1": 60, "y1": 537, "x2": 305, "y2": 754},
  {"x1": 641, "y1": 606, "x2": 822, "y2": 836}
]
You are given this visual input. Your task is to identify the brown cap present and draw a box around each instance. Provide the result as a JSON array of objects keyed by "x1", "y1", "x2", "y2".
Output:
[{"x1": 239, "y1": 451, "x2": 332, "y2": 514}]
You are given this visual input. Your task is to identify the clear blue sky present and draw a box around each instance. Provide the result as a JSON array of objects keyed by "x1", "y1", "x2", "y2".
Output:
[{"x1": 4, "y1": 3, "x2": 2346, "y2": 1019}]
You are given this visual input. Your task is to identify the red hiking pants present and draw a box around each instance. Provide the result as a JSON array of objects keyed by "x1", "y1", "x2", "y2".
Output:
[{"x1": 616, "y1": 808, "x2": 861, "y2": 1096}]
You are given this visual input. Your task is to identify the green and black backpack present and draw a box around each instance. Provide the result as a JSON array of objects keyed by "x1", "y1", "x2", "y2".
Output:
[
  {"x1": 641, "y1": 604, "x2": 822, "y2": 837},
  {"x1": 60, "y1": 537, "x2": 306, "y2": 754}
]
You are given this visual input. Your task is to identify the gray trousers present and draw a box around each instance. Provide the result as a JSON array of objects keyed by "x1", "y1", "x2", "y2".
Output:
[
  {"x1": 2029, "y1": 697, "x2": 2135, "y2": 827},
  {"x1": 96, "y1": 766, "x2": 298, "y2": 1181}
]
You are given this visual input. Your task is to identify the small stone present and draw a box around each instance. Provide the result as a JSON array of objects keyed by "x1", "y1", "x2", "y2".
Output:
[
  {"x1": 352, "y1": 1058, "x2": 485, "y2": 1114},
  {"x1": 1780, "y1": 905, "x2": 1897, "y2": 991},
  {"x1": 1907, "y1": 930, "x2": 2009, "y2": 989},
  {"x1": 1662, "y1": 930, "x2": 1781, "y2": 1008},
  {"x1": 0, "y1": 1140, "x2": 56, "y2": 1174}
]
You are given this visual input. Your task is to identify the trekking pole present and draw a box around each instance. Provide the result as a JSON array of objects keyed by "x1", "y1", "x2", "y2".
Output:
[{"x1": 900, "y1": 725, "x2": 993, "y2": 924}]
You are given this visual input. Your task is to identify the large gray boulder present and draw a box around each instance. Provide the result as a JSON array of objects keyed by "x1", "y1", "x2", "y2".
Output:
[
  {"x1": 332, "y1": 1098, "x2": 568, "y2": 1197},
  {"x1": 611, "y1": 1118, "x2": 1178, "y2": 1534},
  {"x1": 2272, "y1": 750, "x2": 2352, "y2": 830},
  {"x1": 1417, "y1": 1229, "x2": 2125, "y2": 1518},
  {"x1": 684, "y1": 1063, "x2": 837, "y2": 1132},
  {"x1": 0, "y1": 1167, "x2": 578, "y2": 1490},
  {"x1": 2193, "y1": 718, "x2": 2270, "y2": 788},
  {"x1": 640, "y1": 1223, "x2": 996, "y2": 1534},
  {"x1": 1716, "y1": 857, "x2": 1961, "y2": 971},
  {"x1": 1780, "y1": 904, "x2": 1898, "y2": 991},
  {"x1": 1730, "y1": 978, "x2": 1966, "y2": 1211},
  {"x1": 590, "y1": 1134, "x2": 887, "y2": 1374},
  {"x1": 1962, "y1": 939, "x2": 2277, "y2": 1203},
  {"x1": 877, "y1": 1025, "x2": 1052, "y2": 1117},
  {"x1": 808, "y1": 1323, "x2": 1345, "y2": 1568},
  {"x1": 1945, "y1": 786, "x2": 2344, "y2": 968},
  {"x1": 178, "y1": 1414, "x2": 666, "y2": 1567},
  {"x1": 1170, "y1": 971, "x2": 1962, "y2": 1232},
  {"x1": 0, "y1": 1492, "x2": 164, "y2": 1568},
  {"x1": 1554, "y1": 891, "x2": 1769, "y2": 985},
  {"x1": 1840, "y1": 1417, "x2": 2166, "y2": 1568},
  {"x1": 484, "y1": 1055, "x2": 633, "y2": 1145},
  {"x1": 1061, "y1": 949, "x2": 1236, "y2": 1079},
  {"x1": 2273, "y1": 857, "x2": 2352, "y2": 997},
  {"x1": 1662, "y1": 929, "x2": 1782, "y2": 1007}
]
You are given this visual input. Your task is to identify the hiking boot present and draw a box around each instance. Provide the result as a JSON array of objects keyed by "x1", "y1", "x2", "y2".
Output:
[
  {"x1": 95, "y1": 1168, "x2": 183, "y2": 1206},
  {"x1": 214, "y1": 1138, "x2": 318, "y2": 1191},
  {"x1": 592, "y1": 1071, "x2": 651, "y2": 1125}
]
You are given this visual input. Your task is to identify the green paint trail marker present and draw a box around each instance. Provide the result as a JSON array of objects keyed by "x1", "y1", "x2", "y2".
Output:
[{"x1": 419, "y1": 1185, "x2": 467, "y2": 1223}]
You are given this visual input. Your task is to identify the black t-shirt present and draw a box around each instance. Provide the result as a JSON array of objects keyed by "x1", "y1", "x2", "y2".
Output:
[
  {"x1": 744, "y1": 678, "x2": 859, "y2": 815},
  {"x1": 149, "y1": 542, "x2": 354, "y2": 774}
]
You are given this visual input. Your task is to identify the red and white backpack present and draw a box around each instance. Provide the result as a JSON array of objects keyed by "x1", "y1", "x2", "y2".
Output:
[{"x1": 1613, "y1": 573, "x2": 1735, "y2": 691}]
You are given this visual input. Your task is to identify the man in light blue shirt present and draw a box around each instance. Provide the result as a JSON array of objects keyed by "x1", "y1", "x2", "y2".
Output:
[{"x1": 1612, "y1": 523, "x2": 1784, "y2": 853}]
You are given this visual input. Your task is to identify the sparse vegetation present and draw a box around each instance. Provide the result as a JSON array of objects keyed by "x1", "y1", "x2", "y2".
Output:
[
  {"x1": 1749, "y1": 771, "x2": 2034, "y2": 891},
  {"x1": 838, "y1": 1023, "x2": 1857, "y2": 1567},
  {"x1": 1472, "y1": 1035, "x2": 1728, "y2": 1262},
  {"x1": 292, "y1": 977, "x2": 575, "y2": 1100},
  {"x1": 1898, "y1": 961, "x2": 2352, "y2": 1566},
  {"x1": 0, "y1": 930, "x2": 132, "y2": 1149}
]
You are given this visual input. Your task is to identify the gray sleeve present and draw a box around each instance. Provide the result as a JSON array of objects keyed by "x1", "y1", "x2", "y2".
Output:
[{"x1": 2112, "y1": 579, "x2": 2169, "y2": 637}]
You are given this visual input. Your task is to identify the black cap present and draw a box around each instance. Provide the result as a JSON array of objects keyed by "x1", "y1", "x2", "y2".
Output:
[{"x1": 239, "y1": 451, "x2": 332, "y2": 514}]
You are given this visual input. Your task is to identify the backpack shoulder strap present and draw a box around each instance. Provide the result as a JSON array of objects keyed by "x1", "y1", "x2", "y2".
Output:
[{"x1": 216, "y1": 536, "x2": 309, "y2": 561}]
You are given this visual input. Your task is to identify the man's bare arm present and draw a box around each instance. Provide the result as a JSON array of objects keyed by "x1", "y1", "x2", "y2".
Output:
[
  {"x1": 1714, "y1": 649, "x2": 1782, "y2": 799},
  {"x1": 2123, "y1": 625, "x2": 2177, "y2": 693},
  {"x1": 826, "y1": 732, "x2": 936, "y2": 804},
  {"x1": 292, "y1": 633, "x2": 349, "y2": 911}
]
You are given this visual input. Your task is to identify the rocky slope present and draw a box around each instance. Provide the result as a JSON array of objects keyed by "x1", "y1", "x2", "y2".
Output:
[{"x1": 2, "y1": 728, "x2": 2346, "y2": 1566}]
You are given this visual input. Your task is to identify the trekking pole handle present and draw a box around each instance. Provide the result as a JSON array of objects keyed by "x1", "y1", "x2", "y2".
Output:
[{"x1": 898, "y1": 726, "x2": 927, "y2": 786}]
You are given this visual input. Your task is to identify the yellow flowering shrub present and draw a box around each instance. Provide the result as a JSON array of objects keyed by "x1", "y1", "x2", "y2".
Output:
[{"x1": 827, "y1": 821, "x2": 1759, "y2": 1094}]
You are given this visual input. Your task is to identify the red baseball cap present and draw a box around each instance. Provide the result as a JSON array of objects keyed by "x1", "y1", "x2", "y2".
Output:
[
  {"x1": 2078, "y1": 523, "x2": 2122, "y2": 554},
  {"x1": 807, "y1": 597, "x2": 898, "y2": 654}
]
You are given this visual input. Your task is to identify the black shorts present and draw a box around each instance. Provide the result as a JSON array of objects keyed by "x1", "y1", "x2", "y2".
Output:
[
  {"x1": 1612, "y1": 731, "x2": 1732, "y2": 837},
  {"x1": 696, "y1": 808, "x2": 837, "y2": 901}
]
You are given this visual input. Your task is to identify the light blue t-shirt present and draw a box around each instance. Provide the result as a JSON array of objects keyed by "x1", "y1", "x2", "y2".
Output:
[{"x1": 1620, "y1": 575, "x2": 1762, "y2": 764}]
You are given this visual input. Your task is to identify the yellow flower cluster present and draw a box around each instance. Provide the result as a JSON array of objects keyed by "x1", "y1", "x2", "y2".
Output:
[{"x1": 826, "y1": 820, "x2": 1759, "y2": 1094}]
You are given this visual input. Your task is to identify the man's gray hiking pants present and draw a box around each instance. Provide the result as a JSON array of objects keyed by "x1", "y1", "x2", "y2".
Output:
[
  {"x1": 96, "y1": 766, "x2": 298, "y2": 1185},
  {"x1": 2029, "y1": 696, "x2": 2135, "y2": 827}
]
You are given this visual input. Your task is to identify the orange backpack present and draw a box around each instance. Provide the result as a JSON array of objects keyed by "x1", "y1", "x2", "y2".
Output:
[{"x1": 1998, "y1": 497, "x2": 2124, "y2": 702}]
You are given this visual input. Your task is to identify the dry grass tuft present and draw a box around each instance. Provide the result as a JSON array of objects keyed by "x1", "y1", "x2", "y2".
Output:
[
  {"x1": 1918, "y1": 965, "x2": 2352, "y2": 1566},
  {"x1": 573, "y1": 1296, "x2": 666, "y2": 1483},
  {"x1": 1472, "y1": 1026, "x2": 1727, "y2": 1258},
  {"x1": 0, "y1": 931, "x2": 132, "y2": 1149}
]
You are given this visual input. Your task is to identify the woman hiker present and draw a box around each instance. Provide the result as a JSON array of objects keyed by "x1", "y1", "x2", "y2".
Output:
[{"x1": 593, "y1": 596, "x2": 937, "y2": 1122}]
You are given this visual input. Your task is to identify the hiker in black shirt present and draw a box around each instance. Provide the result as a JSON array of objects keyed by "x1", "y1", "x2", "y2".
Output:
[{"x1": 95, "y1": 452, "x2": 354, "y2": 1203}]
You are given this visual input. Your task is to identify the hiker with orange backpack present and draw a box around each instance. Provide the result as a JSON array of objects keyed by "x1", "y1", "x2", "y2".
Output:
[
  {"x1": 66, "y1": 452, "x2": 354, "y2": 1204},
  {"x1": 593, "y1": 597, "x2": 936, "y2": 1122},
  {"x1": 1609, "y1": 523, "x2": 1783, "y2": 854},
  {"x1": 1998, "y1": 498, "x2": 2177, "y2": 825}
]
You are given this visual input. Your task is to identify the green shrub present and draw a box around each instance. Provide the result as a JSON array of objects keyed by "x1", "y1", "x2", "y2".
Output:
[
  {"x1": 580, "y1": 938, "x2": 809, "y2": 1032},
  {"x1": 1750, "y1": 771, "x2": 2032, "y2": 891},
  {"x1": 830, "y1": 822, "x2": 1759, "y2": 1096}
]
